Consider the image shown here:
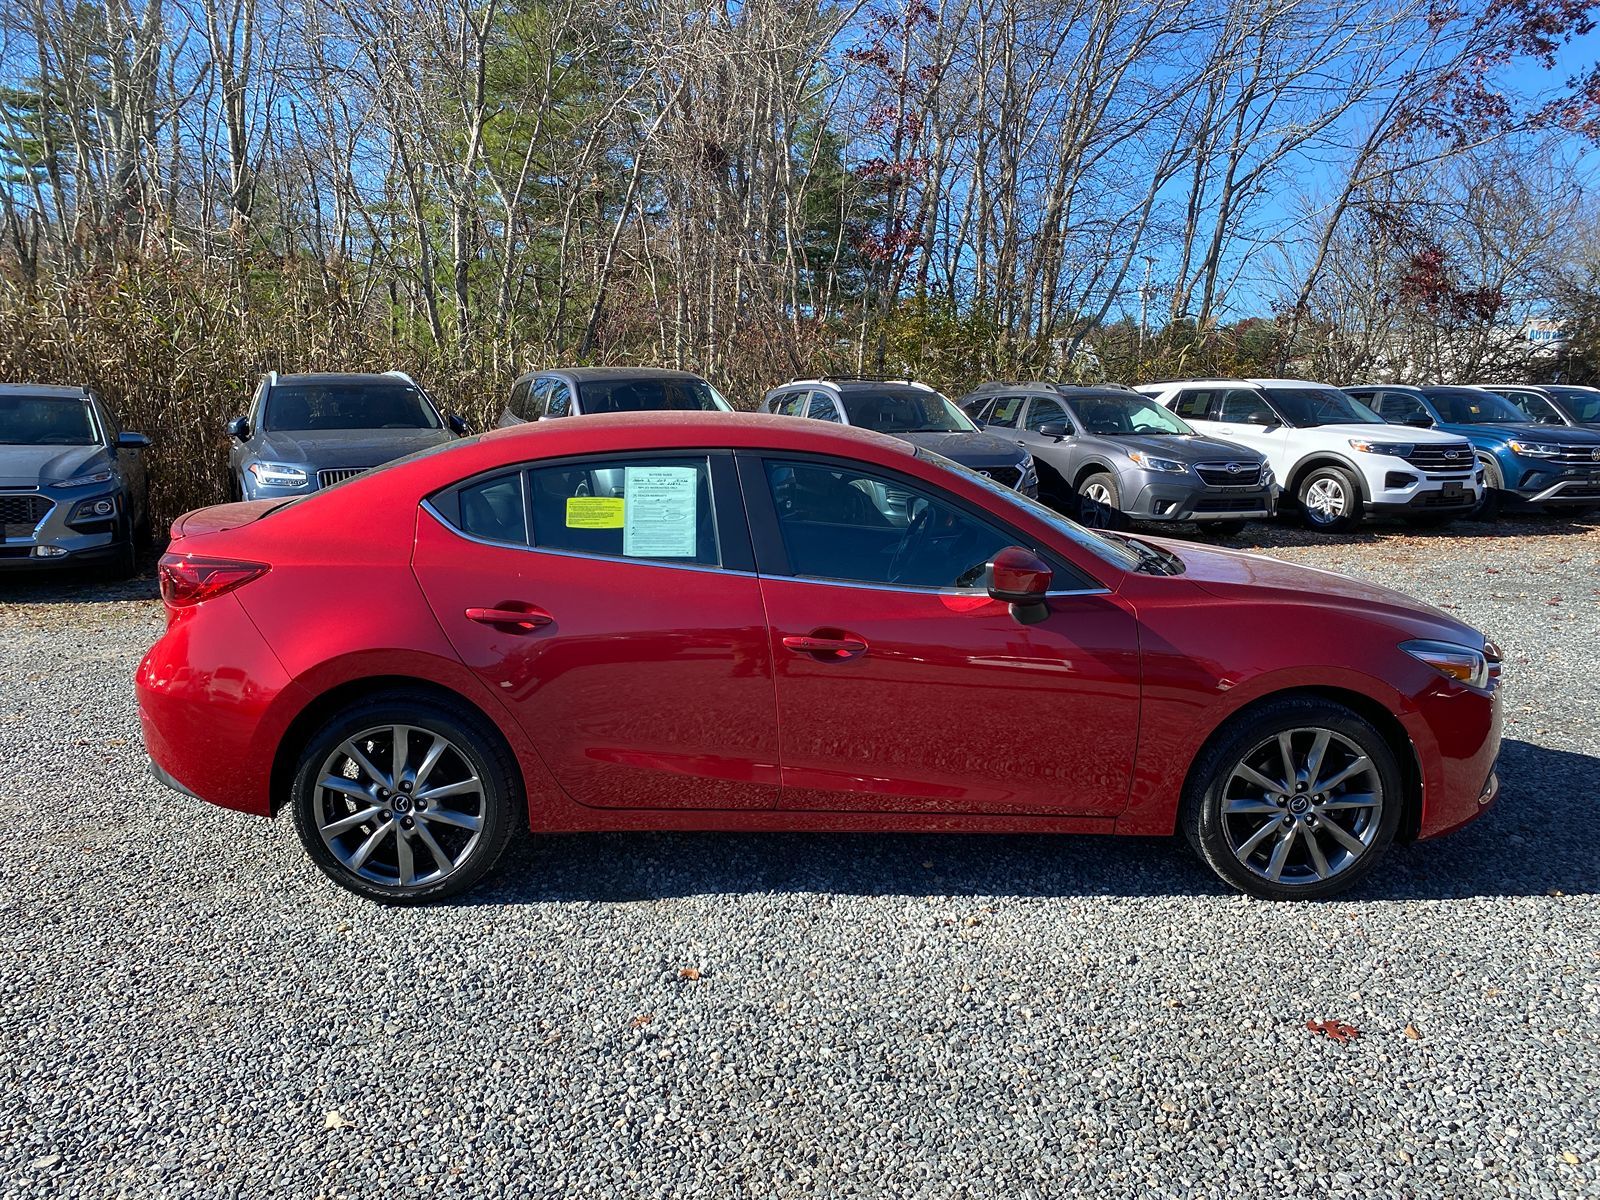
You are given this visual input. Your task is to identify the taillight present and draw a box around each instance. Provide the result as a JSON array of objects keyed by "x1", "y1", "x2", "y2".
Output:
[{"x1": 158, "y1": 553, "x2": 269, "y2": 608}]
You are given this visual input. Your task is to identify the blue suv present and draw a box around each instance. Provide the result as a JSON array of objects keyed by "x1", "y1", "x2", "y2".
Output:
[{"x1": 1344, "y1": 384, "x2": 1600, "y2": 518}]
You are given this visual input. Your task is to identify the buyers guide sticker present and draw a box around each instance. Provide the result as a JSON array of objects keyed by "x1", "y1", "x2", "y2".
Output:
[
  {"x1": 623, "y1": 466, "x2": 698, "y2": 558},
  {"x1": 565, "y1": 496, "x2": 624, "y2": 528}
]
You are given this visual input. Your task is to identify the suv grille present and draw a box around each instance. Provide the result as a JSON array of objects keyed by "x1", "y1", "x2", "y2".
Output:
[
  {"x1": 1195, "y1": 461, "x2": 1265, "y2": 488},
  {"x1": 317, "y1": 467, "x2": 370, "y2": 488},
  {"x1": 1404, "y1": 443, "x2": 1474, "y2": 473},
  {"x1": 975, "y1": 465, "x2": 1021, "y2": 489},
  {"x1": 0, "y1": 493, "x2": 50, "y2": 537},
  {"x1": 1548, "y1": 445, "x2": 1600, "y2": 467}
]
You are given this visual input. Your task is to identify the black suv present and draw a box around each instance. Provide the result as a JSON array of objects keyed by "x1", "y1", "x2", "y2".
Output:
[{"x1": 500, "y1": 367, "x2": 734, "y2": 424}]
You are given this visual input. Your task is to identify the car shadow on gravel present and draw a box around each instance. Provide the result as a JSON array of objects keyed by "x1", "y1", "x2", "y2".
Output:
[
  {"x1": 1225, "y1": 509, "x2": 1598, "y2": 551},
  {"x1": 468, "y1": 739, "x2": 1596, "y2": 906},
  {"x1": 0, "y1": 549, "x2": 161, "y2": 604}
]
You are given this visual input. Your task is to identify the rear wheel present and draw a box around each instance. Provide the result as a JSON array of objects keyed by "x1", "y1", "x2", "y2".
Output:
[
  {"x1": 1297, "y1": 466, "x2": 1363, "y2": 533},
  {"x1": 1182, "y1": 697, "x2": 1403, "y2": 900},
  {"x1": 290, "y1": 695, "x2": 518, "y2": 903},
  {"x1": 1076, "y1": 472, "x2": 1128, "y2": 531}
]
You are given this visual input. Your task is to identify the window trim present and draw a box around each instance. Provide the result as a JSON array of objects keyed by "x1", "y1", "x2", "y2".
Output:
[{"x1": 735, "y1": 449, "x2": 1103, "y2": 595}]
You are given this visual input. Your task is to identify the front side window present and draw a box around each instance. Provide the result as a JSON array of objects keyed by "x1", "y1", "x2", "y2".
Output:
[
  {"x1": 1024, "y1": 397, "x2": 1071, "y2": 433},
  {"x1": 264, "y1": 381, "x2": 441, "y2": 432},
  {"x1": 807, "y1": 393, "x2": 842, "y2": 422},
  {"x1": 836, "y1": 386, "x2": 976, "y2": 434},
  {"x1": 1500, "y1": 389, "x2": 1565, "y2": 424},
  {"x1": 530, "y1": 456, "x2": 718, "y2": 565},
  {"x1": 1265, "y1": 387, "x2": 1381, "y2": 427},
  {"x1": 1217, "y1": 389, "x2": 1278, "y2": 425},
  {"x1": 1372, "y1": 390, "x2": 1433, "y2": 424},
  {"x1": 0, "y1": 394, "x2": 99, "y2": 445},
  {"x1": 764, "y1": 459, "x2": 1013, "y2": 590},
  {"x1": 544, "y1": 381, "x2": 572, "y2": 419},
  {"x1": 1426, "y1": 388, "x2": 1525, "y2": 425},
  {"x1": 508, "y1": 380, "x2": 535, "y2": 421},
  {"x1": 1547, "y1": 386, "x2": 1600, "y2": 423}
]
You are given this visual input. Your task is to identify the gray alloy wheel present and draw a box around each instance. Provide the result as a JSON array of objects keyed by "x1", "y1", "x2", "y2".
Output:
[
  {"x1": 1077, "y1": 473, "x2": 1126, "y2": 530},
  {"x1": 291, "y1": 696, "x2": 517, "y2": 903},
  {"x1": 1297, "y1": 466, "x2": 1362, "y2": 532},
  {"x1": 1183, "y1": 696, "x2": 1403, "y2": 900}
]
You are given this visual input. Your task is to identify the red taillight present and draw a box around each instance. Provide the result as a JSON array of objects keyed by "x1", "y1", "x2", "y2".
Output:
[{"x1": 158, "y1": 553, "x2": 269, "y2": 608}]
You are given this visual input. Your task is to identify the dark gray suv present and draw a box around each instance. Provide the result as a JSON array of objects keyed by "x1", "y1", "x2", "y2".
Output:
[
  {"x1": 959, "y1": 383, "x2": 1275, "y2": 532},
  {"x1": 1, "y1": 384, "x2": 150, "y2": 575},
  {"x1": 228, "y1": 372, "x2": 466, "y2": 501}
]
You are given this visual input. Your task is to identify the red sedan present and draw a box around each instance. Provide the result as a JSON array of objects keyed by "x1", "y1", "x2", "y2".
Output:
[{"x1": 137, "y1": 413, "x2": 1502, "y2": 903}]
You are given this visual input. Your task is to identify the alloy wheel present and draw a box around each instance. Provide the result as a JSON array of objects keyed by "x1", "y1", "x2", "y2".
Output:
[
  {"x1": 1219, "y1": 727, "x2": 1384, "y2": 887},
  {"x1": 1080, "y1": 482, "x2": 1115, "y2": 527},
  {"x1": 313, "y1": 724, "x2": 486, "y2": 889},
  {"x1": 1303, "y1": 477, "x2": 1348, "y2": 524}
]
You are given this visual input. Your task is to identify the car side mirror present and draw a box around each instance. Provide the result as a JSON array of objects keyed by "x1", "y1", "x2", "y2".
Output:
[
  {"x1": 1403, "y1": 415, "x2": 1434, "y2": 428},
  {"x1": 117, "y1": 431, "x2": 150, "y2": 450},
  {"x1": 986, "y1": 546, "x2": 1053, "y2": 625},
  {"x1": 447, "y1": 413, "x2": 470, "y2": 435},
  {"x1": 1039, "y1": 421, "x2": 1072, "y2": 439},
  {"x1": 226, "y1": 417, "x2": 250, "y2": 440}
]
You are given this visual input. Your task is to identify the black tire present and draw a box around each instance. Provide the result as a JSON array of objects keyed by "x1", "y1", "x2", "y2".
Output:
[
  {"x1": 290, "y1": 693, "x2": 519, "y2": 904},
  {"x1": 1201, "y1": 520, "x2": 1247, "y2": 537},
  {"x1": 1296, "y1": 465, "x2": 1363, "y2": 533},
  {"x1": 1470, "y1": 460, "x2": 1504, "y2": 522},
  {"x1": 1076, "y1": 472, "x2": 1128, "y2": 530},
  {"x1": 1181, "y1": 695, "x2": 1404, "y2": 901}
]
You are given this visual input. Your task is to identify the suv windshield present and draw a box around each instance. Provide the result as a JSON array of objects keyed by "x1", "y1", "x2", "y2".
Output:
[
  {"x1": 264, "y1": 381, "x2": 441, "y2": 432},
  {"x1": 1267, "y1": 387, "x2": 1382, "y2": 427},
  {"x1": 1546, "y1": 386, "x2": 1600, "y2": 422},
  {"x1": 840, "y1": 386, "x2": 977, "y2": 433},
  {"x1": 578, "y1": 377, "x2": 732, "y2": 414},
  {"x1": 1426, "y1": 388, "x2": 1527, "y2": 425},
  {"x1": 1069, "y1": 394, "x2": 1193, "y2": 436},
  {"x1": 0, "y1": 395, "x2": 98, "y2": 445}
]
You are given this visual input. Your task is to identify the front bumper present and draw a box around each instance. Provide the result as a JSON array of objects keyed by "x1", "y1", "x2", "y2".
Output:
[
  {"x1": 0, "y1": 486, "x2": 128, "y2": 569},
  {"x1": 1127, "y1": 479, "x2": 1277, "y2": 522},
  {"x1": 1366, "y1": 472, "x2": 1481, "y2": 514},
  {"x1": 1408, "y1": 675, "x2": 1502, "y2": 841},
  {"x1": 1513, "y1": 467, "x2": 1600, "y2": 506}
]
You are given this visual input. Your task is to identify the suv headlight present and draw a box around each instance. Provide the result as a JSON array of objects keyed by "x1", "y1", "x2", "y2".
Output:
[
  {"x1": 247, "y1": 461, "x2": 311, "y2": 488},
  {"x1": 54, "y1": 467, "x2": 115, "y2": 488},
  {"x1": 1506, "y1": 440, "x2": 1561, "y2": 458},
  {"x1": 1401, "y1": 639, "x2": 1495, "y2": 690},
  {"x1": 1127, "y1": 451, "x2": 1188, "y2": 473},
  {"x1": 1348, "y1": 440, "x2": 1413, "y2": 457}
]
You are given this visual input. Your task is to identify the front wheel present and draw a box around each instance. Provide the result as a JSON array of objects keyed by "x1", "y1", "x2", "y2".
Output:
[
  {"x1": 1182, "y1": 697, "x2": 1403, "y2": 900},
  {"x1": 1076, "y1": 472, "x2": 1128, "y2": 531},
  {"x1": 1297, "y1": 466, "x2": 1363, "y2": 533},
  {"x1": 290, "y1": 694, "x2": 519, "y2": 903},
  {"x1": 1471, "y1": 461, "x2": 1504, "y2": 522}
]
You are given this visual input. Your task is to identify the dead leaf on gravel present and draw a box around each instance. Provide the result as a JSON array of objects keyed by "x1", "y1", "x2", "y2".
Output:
[
  {"x1": 1403, "y1": 1023, "x2": 1422, "y2": 1040},
  {"x1": 1306, "y1": 1019, "x2": 1361, "y2": 1044},
  {"x1": 678, "y1": 967, "x2": 701, "y2": 981},
  {"x1": 630, "y1": 1012, "x2": 654, "y2": 1029},
  {"x1": 1563, "y1": 1151, "x2": 1582, "y2": 1166},
  {"x1": 323, "y1": 1110, "x2": 354, "y2": 1131}
]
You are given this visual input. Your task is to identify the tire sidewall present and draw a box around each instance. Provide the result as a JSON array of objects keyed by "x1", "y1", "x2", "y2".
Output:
[
  {"x1": 1186, "y1": 699, "x2": 1404, "y2": 900},
  {"x1": 290, "y1": 697, "x2": 518, "y2": 904},
  {"x1": 1297, "y1": 466, "x2": 1361, "y2": 532},
  {"x1": 1077, "y1": 472, "x2": 1125, "y2": 529}
]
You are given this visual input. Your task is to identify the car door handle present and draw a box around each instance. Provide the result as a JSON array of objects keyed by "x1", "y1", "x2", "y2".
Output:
[
  {"x1": 465, "y1": 606, "x2": 554, "y2": 632},
  {"x1": 782, "y1": 634, "x2": 869, "y2": 659}
]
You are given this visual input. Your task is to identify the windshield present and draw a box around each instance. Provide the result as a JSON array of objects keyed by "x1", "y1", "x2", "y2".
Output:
[
  {"x1": 1426, "y1": 388, "x2": 1527, "y2": 425},
  {"x1": 915, "y1": 447, "x2": 1146, "y2": 573},
  {"x1": 578, "y1": 376, "x2": 733, "y2": 414},
  {"x1": 840, "y1": 386, "x2": 977, "y2": 433},
  {"x1": 1268, "y1": 387, "x2": 1382, "y2": 427},
  {"x1": 264, "y1": 381, "x2": 441, "y2": 432},
  {"x1": 0, "y1": 394, "x2": 98, "y2": 445},
  {"x1": 1069, "y1": 393, "x2": 1193, "y2": 436},
  {"x1": 1547, "y1": 386, "x2": 1600, "y2": 423}
]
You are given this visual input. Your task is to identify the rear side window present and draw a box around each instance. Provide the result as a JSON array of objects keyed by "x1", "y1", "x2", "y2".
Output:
[
  {"x1": 529, "y1": 456, "x2": 719, "y2": 566},
  {"x1": 769, "y1": 391, "x2": 809, "y2": 417},
  {"x1": 987, "y1": 396, "x2": 1026, "y2": 427},
  {"x1": 508, "y1": 380, "x2": 537, "y2": 421},
  {"x1": 459, "y1": 473, "x2": 528, "y2": 543},
  {"x1": 1172, "y1": 390, "x2": 1214, "y2": 419}
]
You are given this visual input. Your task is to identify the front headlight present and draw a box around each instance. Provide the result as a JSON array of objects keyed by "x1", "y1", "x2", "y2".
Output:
[
  {"x1": 1127, "y1": 451, "x2": 1188, "y2": 473},
  {"x1": 1261, "y1": 464, "x2": 1275, "y2": 487},
  {"x1": 1506, "y1": 440, "x2": 1561, "y2": 458},
  {"x1": 1348, "y1": 440, "x2": 1413, "y2": 457},
  {"x1": 54, "y1": 468, "x2": 115, "y2": 488},
  {"x1": 247, "y1": 461, "x2": 311, "y2": 488},
  {"x1": 1400, "y1": 639, "x2": 1493, "y2": 690}
]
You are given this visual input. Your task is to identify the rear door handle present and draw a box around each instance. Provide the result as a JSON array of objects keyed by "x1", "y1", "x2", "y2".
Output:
[
  {"x1": 782, "y1": 634, "x2": 869, "y2": 660},
  {"x1": 466, "y1": 606, "x2": 553, "y2": 633}
]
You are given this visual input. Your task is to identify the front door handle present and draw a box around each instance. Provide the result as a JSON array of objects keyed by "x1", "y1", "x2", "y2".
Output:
[
  {"x1": 782, "y1": 633, "x2": 869, "y2": 660},
  {"x1": 466, "y1": 605, "x2": 553, "y2": 633}
]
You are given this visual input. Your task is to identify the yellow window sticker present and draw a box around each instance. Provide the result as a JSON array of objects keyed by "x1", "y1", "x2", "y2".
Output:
[{"x1": 566, "y1": 496, "x2": 624, "y2": 528}]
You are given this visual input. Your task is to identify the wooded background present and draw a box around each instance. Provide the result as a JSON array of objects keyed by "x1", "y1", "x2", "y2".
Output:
[{"x1": 3, "y1": 0, "x2": 1599, "y2": 522}]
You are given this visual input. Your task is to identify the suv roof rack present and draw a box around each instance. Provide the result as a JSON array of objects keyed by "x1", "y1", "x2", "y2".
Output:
[{"x1": 972, "y1": 379, "x2": 1135, "y2": 393}]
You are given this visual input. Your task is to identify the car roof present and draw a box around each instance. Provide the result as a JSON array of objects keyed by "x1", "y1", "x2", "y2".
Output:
[
  {"x1": 0, "y1": 383, "x2": 92, "y2": 399},
  {"x1": 521, "y1": 366, "x2": 709, "y2": 384},
  {"x1": 272, "y1": 372, "x2": 414, "y2": 386},
  {"x1": 773, "y1": 377, "x2": 935, "y2": 392},
  {"x1": 1141, "y1": 378, "x2": 1335, "y2": 389}
]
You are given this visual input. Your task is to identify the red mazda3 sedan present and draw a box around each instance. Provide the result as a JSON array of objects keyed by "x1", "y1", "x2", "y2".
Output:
[{"x1": 137, "y1": 413, "x2": 1502, "y2": 903}]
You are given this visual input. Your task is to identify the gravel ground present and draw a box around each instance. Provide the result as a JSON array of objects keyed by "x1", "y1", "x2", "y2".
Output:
[{"x1": 1, "y1": 513, "x2": 1597, "y2": 1200}]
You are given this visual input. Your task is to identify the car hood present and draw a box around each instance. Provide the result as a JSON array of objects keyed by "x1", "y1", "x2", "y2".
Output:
[
  {"x1": 894, "y1": 429, "x2": 1027, "y2": 469},
  {"x1": 0, "y1": 443, "x2": 110, "y2": 488},
  {"x1": 254, "y1": 427, "x2": 452, "y2": 469},
  {"x1": 1313, "y1": 422, "x2": 1469, "y2": 445},
  {"x1": 1160, "y1": 538, "x2": 1478, "y2": 642},
  {"x1": 1442, "y1": 421, "x2": 1600, "y2": 446},
  {"x1": 1100, "y1": 433, "x2": 1263, "y2": 464}
]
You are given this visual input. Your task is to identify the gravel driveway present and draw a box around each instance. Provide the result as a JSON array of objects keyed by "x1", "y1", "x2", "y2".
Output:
[{"x1": 2, "y1": 514, "x2": 1597, "y2": 1199}]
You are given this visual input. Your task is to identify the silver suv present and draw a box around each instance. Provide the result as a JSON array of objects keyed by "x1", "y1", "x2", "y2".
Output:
[{"x1": 959, "y1": 383, "x2": 1275, "y2": 532}]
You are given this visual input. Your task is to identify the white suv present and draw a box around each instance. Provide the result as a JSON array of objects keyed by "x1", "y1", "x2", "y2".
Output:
[{"x1": 1135, "y1": 379, "x2": 1481, "y2": 531}]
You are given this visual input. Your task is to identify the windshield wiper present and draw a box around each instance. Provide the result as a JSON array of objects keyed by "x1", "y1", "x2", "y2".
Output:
[{"x1": 1120, "y1": 535, "x2": 1183, "y2": 576}]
